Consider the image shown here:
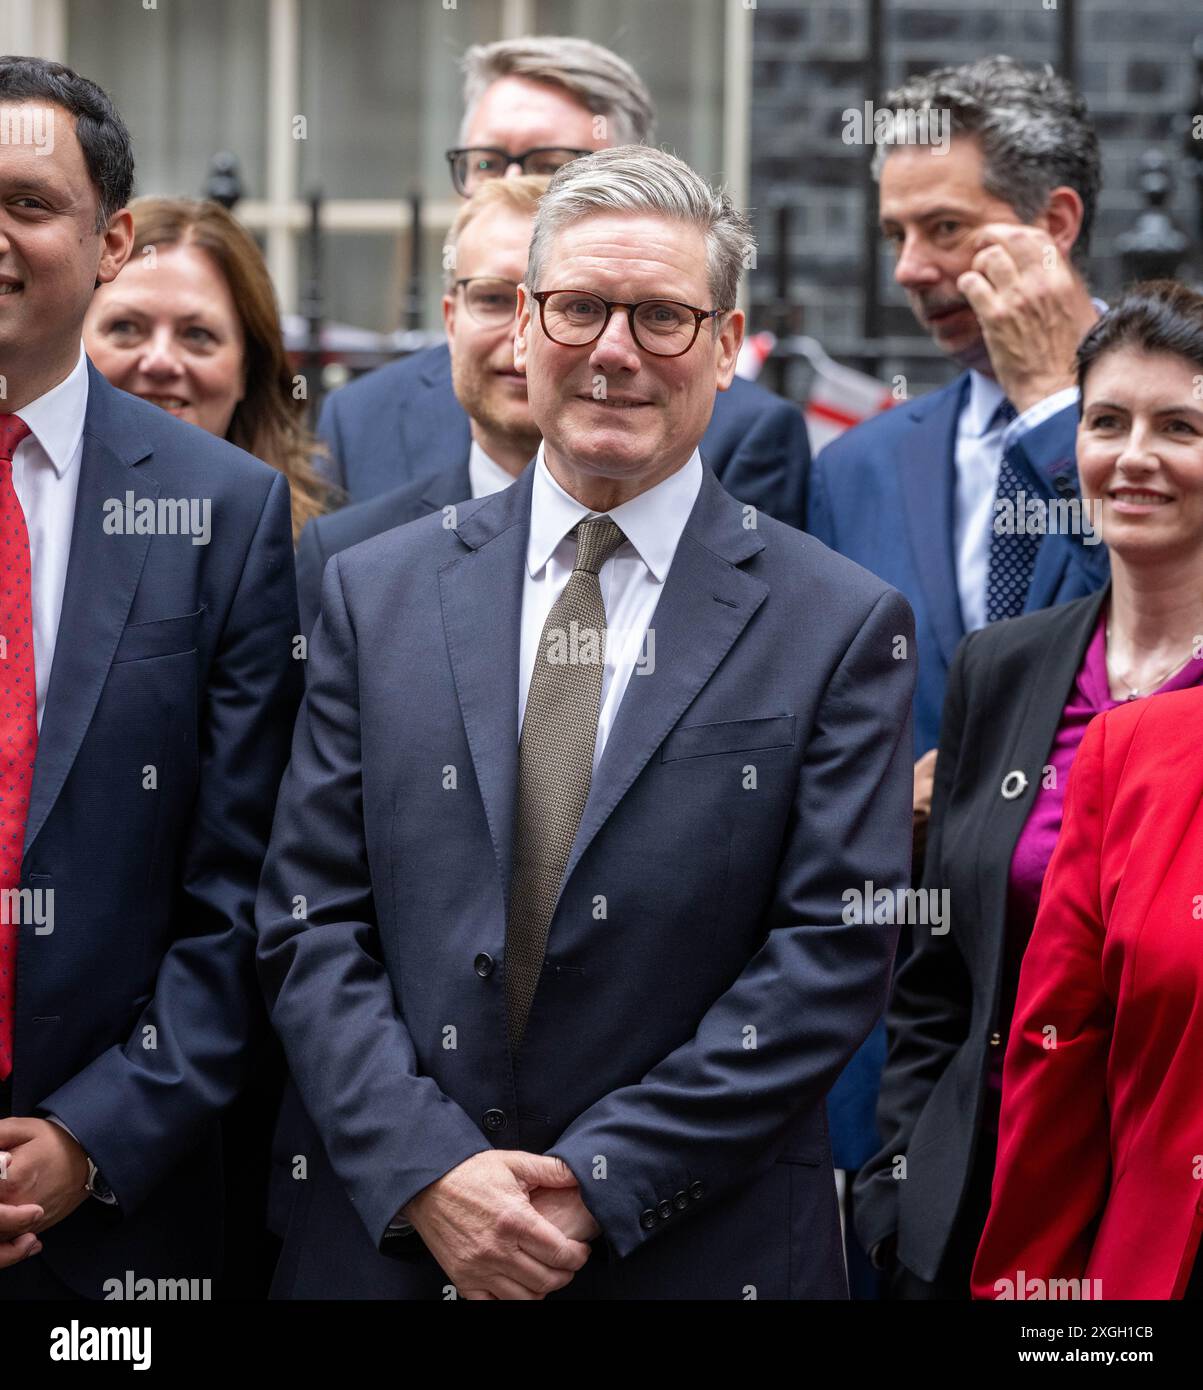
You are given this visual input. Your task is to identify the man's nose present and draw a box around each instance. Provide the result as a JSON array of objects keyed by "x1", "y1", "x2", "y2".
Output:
[
  {"x1": 589, "y1": 307, "x2": 642, "y2": 371},
  {"x1": 893, "y1": 236, "x2": 941, "y2": 289}
]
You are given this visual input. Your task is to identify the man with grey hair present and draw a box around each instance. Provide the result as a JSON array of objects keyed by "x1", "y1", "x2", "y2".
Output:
[
  {"x1": 808, "y1": 55, "x2": 1111, "y2": 1298},
  {"x1": 314, "y1": 35, "x2": 809, "y2": 530},
  {"x1": 454, "y1": 35, "x2": 656, "y2": 171},
  {"x1": 258, "y1": 144, "x2": 914, "y2": 1299}
]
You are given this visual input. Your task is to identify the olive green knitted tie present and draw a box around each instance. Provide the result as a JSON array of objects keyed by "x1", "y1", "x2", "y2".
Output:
[{"x1": 505, "y1": 516, "x2": 627, "y2": 1050}]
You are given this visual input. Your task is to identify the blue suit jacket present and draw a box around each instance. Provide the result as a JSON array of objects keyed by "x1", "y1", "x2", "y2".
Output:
[
  {"x1": 6, "y1": 364, "x2": 302, "y2": 1297},
  {"x1": 809, "y1": 373, "x2": 1109, "y2": 760},
  {"x1": 257, "y1": 464, "x2": 915, "y2": 1299},
  {"x1": 295, "y1": 465, "x2": 470, "y2": 638},
  {"x1": 316, "y1": 343, "x2": 810, "y2": 529},
  {"x1": 809, "y1": 373, "x2": 1109, "y2": 1176}
]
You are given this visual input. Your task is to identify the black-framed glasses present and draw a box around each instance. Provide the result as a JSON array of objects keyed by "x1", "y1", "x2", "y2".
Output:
[
  {"x1": 454, "y1": 277, "x2": 520, "y2": 327},
  {"x1": 446, "y1": 146, "x2": 593, "y2": 197},
  {"x1": 531, "y1": 289, "x2": 727, "y2": 358}
]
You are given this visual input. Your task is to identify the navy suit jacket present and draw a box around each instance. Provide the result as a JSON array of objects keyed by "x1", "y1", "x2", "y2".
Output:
[
  {"x1": 295, "y1": 465, "x2": 470, "y2": 638},
  {"x1": 5, "y1": 364, "x2": 303, "y2": 1298},
  {"x1": 809, "y1": 373, "x2": 1109, "y2": 1178},
  {"x1": 315, "y1": 343, "x2": 810, "y2": 529},
  {"x1": 809, "y1": 373, "x2": 1109, "y2": 760},
  {"x1": 257, "y1": 464, "x2": 915, "y2": 1299}
]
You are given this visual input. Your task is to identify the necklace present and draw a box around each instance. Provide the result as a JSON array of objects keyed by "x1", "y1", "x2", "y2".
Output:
[{"x1": 1105, "y1": 625, "x2": 1197, "y2": 700}]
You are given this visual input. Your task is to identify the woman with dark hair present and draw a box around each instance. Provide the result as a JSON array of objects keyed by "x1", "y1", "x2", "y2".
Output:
[
  {"x1": 855, "y1": 280, "x2": 1203, "y2": 1297},
  {"x1": 84, "y1": 196, "x2": 330, "y2": 542}
]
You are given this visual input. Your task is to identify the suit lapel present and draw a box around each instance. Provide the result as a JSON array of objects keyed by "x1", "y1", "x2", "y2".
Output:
[
  {"x1": 438, "y1": 470, "x2": 532, "y2": 904},
  {"x1": 417, "y1": 461, "x2": 473, "y2": 516},
  {"x1": 1025, "y1": 522, "x2": 1072, "y2": 612},
  {"x1": 562, "y1": 469, "x2": 767, "y2": 888},
  {"x1": 899, "y1": 375, "x2": 969, "y2": 671},
  {"x1": 26, "y1": 366, "x2": 155, "y2": 854},
  {"x1": 404, "y1": 346, "x2": 471, "y2": 477},
  {"x1": 439, "y1": 466, "x2": 767, "y2": 907},
  {"x1": 974, "y1": 586, "x2": 1109, "y2": 934}
]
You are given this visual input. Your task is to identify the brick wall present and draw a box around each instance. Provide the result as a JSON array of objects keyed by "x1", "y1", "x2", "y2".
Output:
[{"x1": 749, "y1": 0, "x2": 1203, "y2": 399}]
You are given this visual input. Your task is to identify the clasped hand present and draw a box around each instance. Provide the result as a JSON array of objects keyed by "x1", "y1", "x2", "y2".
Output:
[
  {"x1": 0, "y1": 1116, "x2": 91, "y2": 1268},
  {"x1": 402, "y1": 1150, "x2": 601, "y2": 1300}
]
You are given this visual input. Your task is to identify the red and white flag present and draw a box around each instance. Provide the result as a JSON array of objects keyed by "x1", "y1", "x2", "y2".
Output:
[{"x1": 793, "y1": 336, "x2": 896, "y2": 451}]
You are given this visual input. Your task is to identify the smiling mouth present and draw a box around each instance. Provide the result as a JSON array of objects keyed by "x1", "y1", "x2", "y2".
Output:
[
  {"x1": 1110, "y1": 489, "x2": 1171, "y2": 505},
  {"x1": 143, "y1": 395, "x2": 191, "y2": 410},
  {"x1": 578, "y1": 394, "x2": 651, "y2": 409}
]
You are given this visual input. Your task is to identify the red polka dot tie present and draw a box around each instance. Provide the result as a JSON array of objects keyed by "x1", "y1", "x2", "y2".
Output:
[{"x1": 0, "y1": 413, "x2": 35, "y2": 1081}]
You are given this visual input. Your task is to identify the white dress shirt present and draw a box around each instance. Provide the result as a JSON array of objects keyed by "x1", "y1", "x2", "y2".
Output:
[
  {"x1": 468, "y1": 438, "x2": 521, "y2": 499},
  {"x1": 387, "y1": 444, "x2": 701, "y2": 1234},
  {"x1": 520, "y1": 445, "x2": 703, "y2": 770},
  {"x1": 954, "y1": 300, "x2": 1105, "y2": 633},
  {"x1": 953, "y1": 372, "x2": 1086, "y2": 634},
  {"x1": 10, "y1": 344, "x2": 89, "y2": 728},
  {"x1": 953, "y1": 369, "x2": 1009, "y2": 634}
]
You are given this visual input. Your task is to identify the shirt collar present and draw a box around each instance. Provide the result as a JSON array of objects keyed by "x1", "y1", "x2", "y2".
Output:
[
  {"x1": 962, "y1": 369, "x2": 1007, "y2": 438},
  {"x1": 15, "y1": 343, "x2": 90, "y2": 477},
  {"x1": 468, "y1": 438, "x2": 520, "y2": 498},
  {"x1": 528, "y1": 442, "x2": 703, "y2": 583}
]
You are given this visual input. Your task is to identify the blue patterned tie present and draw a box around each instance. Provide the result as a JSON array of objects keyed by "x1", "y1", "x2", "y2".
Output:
[{"x1": 985, "y1": 399, "x2": 1039, "y2": 624}]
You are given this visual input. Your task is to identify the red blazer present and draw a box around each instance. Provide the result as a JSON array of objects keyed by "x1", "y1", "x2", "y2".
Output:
[{"x1": 972, "y1": 685, "x2": 1203, "y2": 1301}]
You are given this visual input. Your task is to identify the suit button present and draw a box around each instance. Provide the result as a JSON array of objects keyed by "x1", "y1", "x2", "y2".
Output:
[
  {"x1": 1053, "y1": 474, "x2": 1075, "y2": 496},
  {"x1": 673, "y1": 1189, "x2": 689, "y2": 1211},
  {"x1": 657, "y1": 1199, "x2": 673, "y2": 1221},
  {"x1": 689, "y1": 1180, "x2": 704, "y2": 1201},
  {"x1": 482, "y1": 1108, "x2": 507, "y2": 1132},
  {"x1": 989, "y1": 1032, "x2": 1002, "y2": 1047},
  {"x1": 639, "y1": 1208, "x2": 658, "y2": 1230},
  {"x1": 474, "y1": 953, "x2": 494, "y2": 977}
]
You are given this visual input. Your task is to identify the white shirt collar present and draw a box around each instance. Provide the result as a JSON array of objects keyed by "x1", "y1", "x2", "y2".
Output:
[
  {"x1": 15, "y1": 343, "x2": 90, "y2": 477},
  {"x1": 468, "y1": 438, "x2": 522, "y2": 499},
  {"x1": 528, "y1": 442, "x2": 703, "y2": 584},
  {"x1": 962, "y1": 369, "x2": 1007, "y2": 438}
]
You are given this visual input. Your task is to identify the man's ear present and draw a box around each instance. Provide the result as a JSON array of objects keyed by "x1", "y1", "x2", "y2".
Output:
[
  {"x1": 96, "y1": 207, "x2": 135, "y2": 287},
  {"x1": 443, "y1": 290, "x2": 456, "y2": 345},
  {"x1": 1037, "y1": 185, "x2": 1085, "y2": 267},
  {"x1": 714, "y1": 308, "x2": 745, "y2": 392},
  {"x1": 513, "y1": 283, "x2": 531, "y2": 372}
]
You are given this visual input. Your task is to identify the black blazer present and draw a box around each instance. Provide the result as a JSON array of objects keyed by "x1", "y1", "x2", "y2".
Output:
[{"x1": 853, "y1": 584, "x2": 1109, "y2": 1283}]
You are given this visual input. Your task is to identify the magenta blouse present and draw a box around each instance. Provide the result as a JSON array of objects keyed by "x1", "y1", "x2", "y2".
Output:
[{"x1": 984, "y1": 607, "x2": 1203, "y2": 1125}]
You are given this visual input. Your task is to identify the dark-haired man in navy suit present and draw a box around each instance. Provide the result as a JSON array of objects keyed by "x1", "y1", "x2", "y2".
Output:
[
  {"x1": 808, "y1": 57, "x2": 1110, "y2": 1292},
  {"x1": 0, "y1": 58, "x2": 301, "y2": 1299}
]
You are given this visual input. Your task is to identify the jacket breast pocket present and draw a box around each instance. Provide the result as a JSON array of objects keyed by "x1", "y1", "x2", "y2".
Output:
[
  {"x1": 111, "y1": 607, "x2": 204, "y2": 664},
  {"x1": 660, "y1": 714, "x2": 796, "y2": 763}
]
